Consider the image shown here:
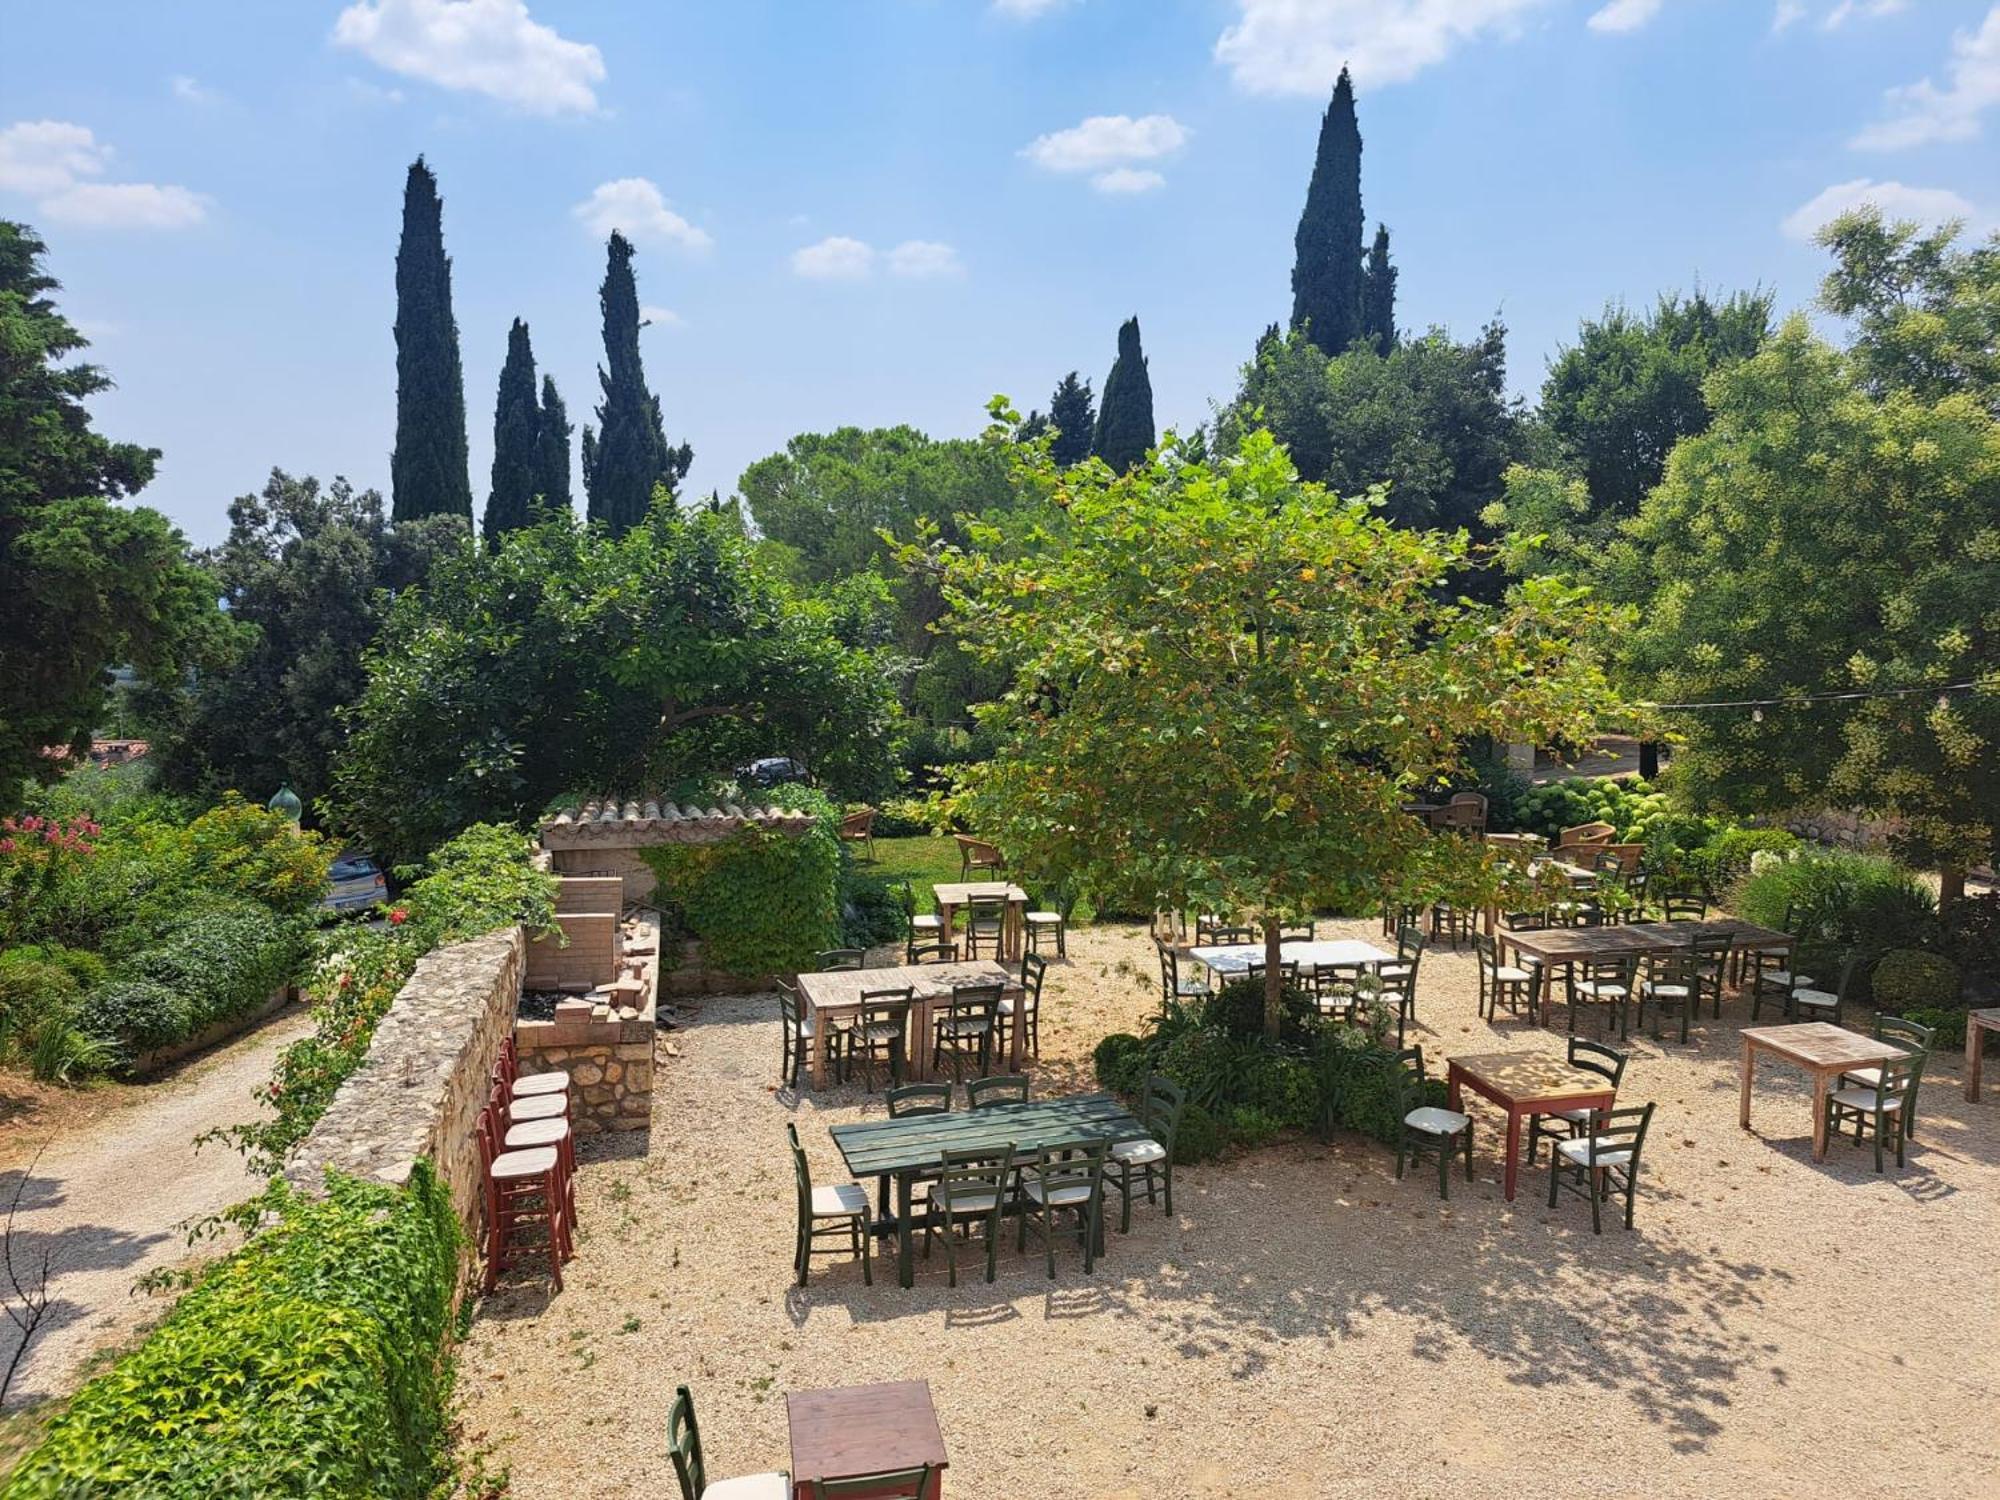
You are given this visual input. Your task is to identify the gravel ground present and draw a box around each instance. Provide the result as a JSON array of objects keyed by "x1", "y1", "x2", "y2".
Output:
[{"x1": 455, "y1": 919, "x2": 1999, "y2": 1499}]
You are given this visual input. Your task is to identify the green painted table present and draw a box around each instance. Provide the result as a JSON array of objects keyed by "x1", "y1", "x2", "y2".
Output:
[{"x1": 829, "y1": 1093, "x2": 1148, "y2": 1287}]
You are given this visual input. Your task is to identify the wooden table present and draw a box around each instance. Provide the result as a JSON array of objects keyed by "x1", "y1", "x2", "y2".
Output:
[
  {"x1": 788, "y1": 1380, "x2": 946, "y2": 1498},
  {"x1": 1502, "y1": 919, "x2": 1794, "y2": 1024},
  {"x1": 795, "y1": 960, "x2": 1017, "y2": 1089},
  {"x1": 932, "y1": 881, "x2": 1029, "y2": 963},
  {"x1": 1965, "y1": 1009, "x2": 2000, "y2": 1102},
  {"x1": 1739, "y1": 1022, "x2": 1912, "y2": 1160},
  {"x1": 1187, "y1": 938, "x2": 1391, "y2": 978},
  {"x1": 1446, "y1": 1051, "x2": 1617, "y2": 1201},
  {"x1": 830, "y1": 1092, "x2": 1145, "y2": 1285}
]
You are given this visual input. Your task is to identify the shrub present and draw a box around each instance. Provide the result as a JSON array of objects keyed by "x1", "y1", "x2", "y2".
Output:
[
  {"x1": 1902, "y1": 1006, "x2": 1970, "y2": 1049},
  {"x1": 1732, "y1": 850, "x2": 1936, "y2": 962},
  {"x1": 1690, "y1": 827, "x2": 1800, "y2": 890},
  {"x1": 1871, "y1": 949, "x2": 1962, "y2": 1011},
  {"x1": 1171, "y1": 1102, "x2": 1225, "y2": 1164},
  {"x1": 1200, "y1": 977, "x2": 1320, "y2": 1044},
  {"x1": 1511, "y1": 777, "x2": 1667, "y2": 844},
  {"x1": 1306, "y1": 1026, "x2": 1417, "y2": 1143},
  {"x1": 1227, "y1": 1105, "x2": 1286, "y2": 1149},
  {"x1": 80, "y1": 980, "x2": 193, "y2": 1059},
  {"x1": 1158, "y1": 1027, "x2": 1277, "y2": 1114},
  {"x1": 871, "y1": 797, "x2": 936, "y2": 838},
  {"x1": 1092, "y1": 1032, "x2": 1148, "y2": 1096},
  {"x1": 130, "y1": 900, "x2": 307, "y2": 1030},
  {"x1": 838, "y1": 869, "x2": 905, "y2": 950},
  {"x1": 8, "y1": 1164, "x2": 459, "y2": 1498},
  {"x1": 183, "y1": 793, "x2": 334, "y2": 917}
]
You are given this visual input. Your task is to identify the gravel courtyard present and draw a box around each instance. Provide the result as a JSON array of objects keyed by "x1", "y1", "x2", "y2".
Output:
[{"x1": 454, "y1": 918, "x2": 1999, "y2": 1499}]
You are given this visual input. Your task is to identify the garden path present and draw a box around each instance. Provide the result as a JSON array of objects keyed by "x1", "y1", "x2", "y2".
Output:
[{"x1": 0, "y1": 1003, "x2": 312, "y2": 1406}]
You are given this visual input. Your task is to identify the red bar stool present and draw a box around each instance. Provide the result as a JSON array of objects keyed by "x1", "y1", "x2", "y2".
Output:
[
  {"x1": 476, "y1": 1107, "x2": 572, "y2": 1293},
  {"x1": 488, "y1": 1080, "x2": 577, "y2": 1223},
  {"x1": 497, "y1": 1034, "x2": 572, "y2": 1102}
]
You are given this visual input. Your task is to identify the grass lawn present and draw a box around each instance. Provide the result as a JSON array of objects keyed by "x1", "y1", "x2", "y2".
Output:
[{"x1": 856, "y1": 835, "x2": 965, "y2": 914}]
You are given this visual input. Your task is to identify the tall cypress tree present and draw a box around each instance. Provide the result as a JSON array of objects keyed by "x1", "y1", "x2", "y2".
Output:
[
  {"x1": 483, "y1": 318, "x2": 539, "y2": 545},
  {"x1": 1092, "y1": 317, "x2": 1155, "y2": 473},
  {"x1": 533, "y1": 374, "x2": 572, "y2": 517},
  {"x1": 1290, "y1": 67, "x2": 1365, "y2": 356},
  {"x1": 582, "y1": 231, "x2": 690, "y2": 536},
  {"x1": 1362, "y1": 223, "x2": 1397, "y2": 352},
  {"x1": 1047, "y1": 371, "x2": 1096, "y2": 468},
  {"x1": 390, "y1": 158, "x2": 472, "y2": 523}
]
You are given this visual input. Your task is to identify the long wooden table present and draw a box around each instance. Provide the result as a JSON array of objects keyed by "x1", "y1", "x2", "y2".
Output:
[
  {"x1": 1966, "y1": 1009, "x2": 2000, "y2": 1102},
  {"x1": 788, "y1": 1380, "x2": 947, "y2": 1499},
  {"x1": 795, "y1": 960, "x2": 1017, "y2": 1089},
  {"x1": 1446, "y1": 1051, "x2": 1617, "y2": 1201},
  {"x1": 933, "y1": 881, "x2": 1029, "y2": 963},
  {"x1": 1739, "y1": 1022, "x2": 1912, "y2": 1161},
  {"x1": 830, "y1": 1092, "x2": 1146, "y2": 1286},
  {"x1": 1501, "y1": 918, "x2": 1794, "y2": 1024}
]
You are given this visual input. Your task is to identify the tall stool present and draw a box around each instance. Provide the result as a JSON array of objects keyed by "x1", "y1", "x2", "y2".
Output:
[{"x1": 476, "y1": 1107, "x2": 572, "y2": 1293}]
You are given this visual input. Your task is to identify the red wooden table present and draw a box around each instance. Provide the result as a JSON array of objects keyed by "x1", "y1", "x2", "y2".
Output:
[
  {"x1": 1447, "y1": 1052, "x2": 1617, "y2": 1202},
  {"x1": 787, "y1": 1380, "x2": 947, "y2": 1498}
]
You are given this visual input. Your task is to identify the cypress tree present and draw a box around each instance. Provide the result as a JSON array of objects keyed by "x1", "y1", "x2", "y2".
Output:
[
  {"x1": 483, "y1": 318, "x2": 539, "y2": 544},
  {"x1": 1362, "y1": 223, "x2": 1397, "y2": 352},
  {"x1": 533, "y1": 374, "x2": 572, "y2": 516},
  {"x1": 1092, "y1": 317, "x2": 1155, "y2": 473},
  {"x1": 582, "y1": 231, "x2": 690, "y2": 536},
  {"x1": 1047, "y1": 372, "x2": 1096, "y2": 468},
  {"x1": 1290, "y1": 67, "x2": 1365, "y2": 356},
  {"x1": 390, "y1": 158, "x2": 472, "y2": 523}
]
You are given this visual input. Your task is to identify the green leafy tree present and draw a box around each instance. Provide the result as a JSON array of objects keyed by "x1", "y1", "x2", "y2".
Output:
[
  {"x1": 146, "y1": 470, "x2": 468, "y2": 812},
  {"x1": 934, "y1": 406, "x2": 1612, "y2": 1035},
  {"x1": 582, "y1": 232, "x2": 690, "y2": 535},
  {"x1": 0, "y1": 221, "x2": 213, "y2": 811},
  {"x1": 389, "y1": 159, "x2": 472, "y2": 524},
  {"x1": 1092, "y1": 317, "x2": 1155, "y2": 473},
  {"x1": 1362, "y1": 223, "x2": 1397, "y2": 352},
  {"x1": 483, "y1": 318, "x2": 540, "y2": 544},
  {"x1": 1047, "y1": 371, "x2": 1096, "y2": 468},
  {"x1": 1291, "y1": 66, "x2": 1365, "y2": 355},
  {"x1": 330, "y1": 510, "x2": 899, "y2": 864},
  {"x1": 533, "y1": 374, "x2": 573, "y2": 517},
  {"x1": 1817, "y1": 210, "x2": 2000, "y2": 403}
]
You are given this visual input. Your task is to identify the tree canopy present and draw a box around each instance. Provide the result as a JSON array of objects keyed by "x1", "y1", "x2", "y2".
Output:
[
  {"x1": 389, "y1": 159, "x2": 472, "y2": 524},
  {"x1": 484, "y1": 318, "x2": 541, "y2": 544},
  {"x1": 1291, "y1": 67, "x2": 1366, "y2": 356},
  {"x1": 583, "y1": 232, "x2": 689, "y2": 535},
  {"x1": 1093, "y1": 317, "x2": 1156, "y2": 473},
  {"x1": 1047, "y1": 372, "x2": 1096, "y2": 469}
]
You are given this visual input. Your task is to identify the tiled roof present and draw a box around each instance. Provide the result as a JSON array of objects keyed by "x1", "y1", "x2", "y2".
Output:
[{"x1": 540, "y1": 796, "x2": 817, "y2": 849}]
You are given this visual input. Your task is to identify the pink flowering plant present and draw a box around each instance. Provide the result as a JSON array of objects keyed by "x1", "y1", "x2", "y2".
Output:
[{"x1": 0, "y1": 814, "x2": 100, "y2": 947}]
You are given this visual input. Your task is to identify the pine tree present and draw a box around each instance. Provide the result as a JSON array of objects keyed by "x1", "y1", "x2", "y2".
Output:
[
  {"x1": 390, "y1": 158, "x2": 472, "y2": 522},
  {"x1": 1290, "y1": 68, "x2": 1366, "y2": 356},
  {"x1": 1047, "y1": 372, "x2": 1096, "y2": 468},
  {"x1": 533, "y1": 374, "x2": 572, "y2": 516},
  {"x1": 483, "y1": 318, "x2": 539, "y2": 544},
  {"x1": 1093, "y1": 317, "x2": 1155, "y2": 473},
  {"x1": 1362, "y1": 223, "x2": 1397, "y2": 352},
  {"x1": 582, "y1": 232, "x2": 691, "y2": 535}
]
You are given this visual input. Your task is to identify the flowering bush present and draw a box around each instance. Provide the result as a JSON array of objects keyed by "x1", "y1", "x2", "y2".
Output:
[{"x1": 0, "y1": 813, "x2": 100, "y2": 945}]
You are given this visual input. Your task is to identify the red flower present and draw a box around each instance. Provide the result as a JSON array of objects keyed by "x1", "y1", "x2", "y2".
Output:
[{"x1": 389, "y1": 908, "x2": 409, "y2": 926}]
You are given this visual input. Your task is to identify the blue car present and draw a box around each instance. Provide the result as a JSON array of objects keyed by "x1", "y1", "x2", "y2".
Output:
[{"x1": 323, "y1": 852, "x2": 388, "y2": 915}]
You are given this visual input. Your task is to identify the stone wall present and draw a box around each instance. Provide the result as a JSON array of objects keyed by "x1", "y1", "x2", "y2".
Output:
[{"x1": 286, "y1": 928, "x2": 524, "y2": 1245}]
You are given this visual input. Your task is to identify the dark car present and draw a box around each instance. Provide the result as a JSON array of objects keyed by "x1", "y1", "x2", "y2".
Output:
[
  {"x1": 322, "y1": 852, "x2": 388, "y2": 915},
  {"x1": 738, "y1": 756, "x2": 811, "y2": 789}
]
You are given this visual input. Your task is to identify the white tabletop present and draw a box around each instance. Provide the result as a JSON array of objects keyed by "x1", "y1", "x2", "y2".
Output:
[{"x1": 1188, "y1": 939, "x2": 1391, "y2": 974}]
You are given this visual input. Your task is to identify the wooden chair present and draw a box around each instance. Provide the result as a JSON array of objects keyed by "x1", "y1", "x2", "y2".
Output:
[
  {"x1": 1547, "y1": 1101, "x2": 1656, "y2": 1233},
  {"x1": 475, "y1": 1109, "x2": 570, "y2": 1293},
  {"x1": 845, "y1": 988, "x2": 914, "y2": 1092},
  {"x1": 1639, "y1": 948, "x2": 1700, "y2": 1043},
  {"x1": 1278, "y1": 920, "x2": 1316, "y2": 942},
  {"x1": 1392, "y1": 1047, "x2": 1473, "y2": 1200},
  {"x1": 486, "y1": 1080, "x2": 575, "y2": 1221},
  {"x1": 1689, "y1": 930, "x2": 1732, "y2": 1018},
  {"x1": 1826, "y1": 1052, "x2": 1927, "y2": 1172},
  {"x1": 1473, "y1": 931, "x2": 1535, "y2": 1021},
  {"x1": 777, "y1": 980, "x2": 839, "y2": 1091},
  {"x1": 932, "y1": 983, "x2": 1001, "y2": 1082},
  {"x1": 967, "y1": 1074, "x2": 1030, "y2": 1109},
  {"x1": 837, "y1": 806, "x2": 876, "y2": 861},
  {"x1": 964, "y1": 897, "x2": 1006, "y2": 960},
  {"x1": 1155, "y1": 938, "x2": 1212, "y2": 1010},
  {"x1": 1566, "y1": 954, "x2": 1638, "y2": 1039},
  {"x1": 1554, "y1": 820, "x2": 1616, "y2": 853},
  {"x1": 1443, "y1": 790, "x2": 1489, "y2": 833},
  {"x1": 1310, "y1": 961, "x2": 1369, "y2": 1022},
  {"x1": 906, "y1": 942, "x2": 960, "y2": 965},
  {"x1": 1106, "y1": 1074, "x2": 1183, "y2": 1233},
  {"x1": 1380, "y1": 897, "x2": 1424, "y2": 940},
  {"x1": 1365, "y1": 968, "x2": 1417, "y2": 1047},
  {"x1": 886, "y1": 1082, "x2": 951, "y2": 1118},
  {"x1": 1527, "y1": 1038, "x2": 1628, "y2": 1164},
  {"x1": 896, "y1": 880, "x2": 944, "y2": 959},
  {"x1": 495, "y1": 1035, "x2": 572, "y2": 1105},
  {"x1": 1839, "y1": 1014, "x2": 1934, "y2": 1141},
  {"x1": 998, "y1": 953, "x2": 1045, "y2": 1060},
  {"x1": 1017, "y1": 1139, "x2": 1109, "y2": 1276},
  {"x1": 810, "y1": 1467, "x2": 934, "y2": 1499},
  {"x1": 1379, "y1": 926, "x2": 1428, "y2": 988},
  {"x1": 787, "y1": 1122, "x2": 870, "y2": 1287},
  {"x1": 1025, "y1": 885, "x2": 1071, "y2": 957},
  {"x1": 954, "y1": 833, "x2": 1005, "y2": 880},
  {"x1": 923, "y1": 1144, "x2": 1015, "y2": 1285},
  {"x1": 669, "y1": 1385, "x2": 789, "y2": 1500},
  {"x1": 1785, "y1": 952, "x2": 1861, "y2": 1026},
  {"x1": 1661, "y1": 893, "x2": 1708, "y2": 923},
  {"x1": 815, "y1": 949, "x2": 867, "y2": 971}
]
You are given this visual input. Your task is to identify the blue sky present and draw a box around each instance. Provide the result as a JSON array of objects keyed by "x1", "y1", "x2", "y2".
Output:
[{"x1": 5, "y1": 0, "x2": 1998, "y2": 547}]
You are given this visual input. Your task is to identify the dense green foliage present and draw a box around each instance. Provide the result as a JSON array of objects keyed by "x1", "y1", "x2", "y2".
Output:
[
  {"x1": 1290, "y1": 67, "x2": 1365, "y2": 355},
  {"x1": 7, "y1": 1163, "x2": 460, "y2": 1498},
  {"x1": 1870, "y1": 948, "x2": 1962, "y2": 1012},
  {"x1": 0, "y1": 221, "x2": 213, "y2": 812},
  {"x1": 583, "y1": 232, "x2": 690, "y2": 535},
  {"x1": 1092, "y1": 317, "x2": 1156, "y2": 473},
  {"x1": 534, "y1": 373, "x2": 574, "y2": 517},
  {"x1": 330, "y1": 508, "x2": 898, "y2": 865},
  {"x1": 484, "y1": 317, "x2": 542, "y2": 543},
  {"x1": 389, "y1": 159, "x2": 472, "y2": 524},
  {"x1": 1046, "y1": 371, "x2": 1096, "y2": 468},
  {"x1": 1362, "y1": 223, "x2": 1396, "y2": 352},
  {"x1": 1731, "y1": 849, "x2": 1937, "y2": 980}
]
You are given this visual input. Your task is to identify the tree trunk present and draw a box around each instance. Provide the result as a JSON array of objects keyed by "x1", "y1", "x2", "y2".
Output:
[
  {"x1": 1262, "y1": 915, "x2": 1284, "y2": 1041},
  {"x1": 1939, "y1": 866, "x2": 1966, "y2": 911},
  {"x1": 1638, "y1": 740, "x2": 1660, "y2": 780}
]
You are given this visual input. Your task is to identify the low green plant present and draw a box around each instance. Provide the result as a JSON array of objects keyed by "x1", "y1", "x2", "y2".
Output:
[
  {"x1": 1871, "y1": 949, "x2": 1962, "y2": 1011},
  {"x1": 1092, "y1": 1032, "x2": 1148, "y2": 1096},
  {"x1": 7, "y1": 1163, "x2": 460, "y2": 1498},
  {"x1": 1732, "y1": 850, "x2": 1936, "y2": 958},
  {"x1": 871, "y1": 797, "x2": 937, "y2": 838},
  {"x1": 1171, "y1": 1102, "x2": 1225, "y2": 1164},
  {"x1": 837, "y1": 869, "x2": 905, "y2": 950},
  {"x1": 1901, "y1": 1005, "x2": 1970, "y2": 1049}
]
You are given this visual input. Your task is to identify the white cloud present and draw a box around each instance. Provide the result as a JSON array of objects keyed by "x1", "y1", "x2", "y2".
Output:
[
  {"x1": 1092, "y1": 167, "x2": 1166, "y2": 194},
  {"x1": 0, "y1": 120, "x2": 208, "y2": 229},
  {"x1": 792, "y1": 236, "x2": 875, "y2": 280},
  {"x1": 1022, "y1": 113, "x2": 1189, "y2": 172},
  {"x1": 572, "y1": 178, "x2": 712, "y2": 251},
  {"x1": 332, "y1": 0, "x2": 604, "y2": 116},
  {"x1": 1825, "y1": 0, "x2": 1908, "y2": 29},
  {"x1": 1214, "y1": 0, "x2": 1549, "y2": 94},
  {"x1": 887, "y1": 240, "x2": 963, "y2": 278},
  {"x1": 1771, "y1": 1, "x2": 1807, "y2": 33},
  {"x1": 1588, "y1": 0, "x2": 1665, "y2": 34},
  {"x1": 170, "y1": 75, "x2": 222, "y2": 106},
  {"x1": 1851, "y1": 7, "x2": 2000, "y2": 149},
  {"x1": 639, "y1": 304, "x2": 682, "y2": 329},
  {"x1": 1782, "y1": 177, "x2": 1974, "y2": 240}
]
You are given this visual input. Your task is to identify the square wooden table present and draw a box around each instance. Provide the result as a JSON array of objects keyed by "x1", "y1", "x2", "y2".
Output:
[
  {"x1": 1445, "y1": 1051, "x2": 1617, "y2": 1201},
  {"x1": 1187, "y1": 938, "x2": 1391, "y2": 978},
  {"x1": 1965, "y1": 1008, "x2": 2000, "y2": 1102},
  {"x1": 1739, "y1": 1022, "x2": 1912, "y2": 1160},
  {"x1": 795, "y1": 961, "x2": 1017, "y2": 1089},
  {"x1": 788, "y1": 1380, "x2": 946, "y2": 1498},
  {"x1": 932, "y1": 881, "x2": 1029, "y2": 963}
]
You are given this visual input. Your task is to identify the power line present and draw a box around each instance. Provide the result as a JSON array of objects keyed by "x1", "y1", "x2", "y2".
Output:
[{"x1": 1642, "y1": 680, "x2": 1985, "y2": 711}]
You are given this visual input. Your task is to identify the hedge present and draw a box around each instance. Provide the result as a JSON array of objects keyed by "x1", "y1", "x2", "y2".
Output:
[{"x1": 7, "y1": 1162, "x2": 459, "y2": 1498}]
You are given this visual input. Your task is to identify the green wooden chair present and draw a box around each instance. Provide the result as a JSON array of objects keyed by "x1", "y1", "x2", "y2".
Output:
[
  {"x1": 1106, "y1": 1073, "x2": 1184, "y2": 1233},
  {"x1": 815, "y1": 949, "x2": 867, "y2": 971},
  {"x1": 1639, "y1": 948, "x2": 1701, "y2": 1043},
  {"x1": 810, "y1": 1465, "x2": 934, "y2": 1498},
  {"x1": 1839, "y1": 1013, "x2": 1934, "y2": 1141},
  {"x1": 905, "y1": 941, "x2": 960, "y2": 965},
  {"x1": 999, "y1": 953, "x2": 1046, "y2": 1060},
  {"x1": 846, "y1": 988, "x2": 914, "y2": 1092},
  {"x1": 923, "y1": 1143, "x2": 1015, "y2": 1285},
  {"x1": 787, "y1": 1123, "x2": 870, "y2": 1287},
  {"x1": 1017, "y1": 1138, "x2": 1109, "y2": 1276},
  {"x1": 1025, "y1": 885, "x2": 1072, "y2": 957},
  {"x1": 1785, "y1": 951, "x2": 1860, "y2": 1027},
  {"x1": 1310, "y1": 961, "x2": 1369, "y2": 1022},
  {"x1": 897, "y1": 881, "x2": 944, "y2": 962},
  {"x1": 1379, "y1": 926, "x2": 1428, "y2": 988},
  {"x1": 1155, "y1": 938, "x2": 1211, "y2": 1010},
  {"x1": 1688, "y1": 930, "x2": 1732, "y2": 1018},
  {"x1": 1279, "y1": 920, "x2": 1316, "y2": 942},
  {"x1": 933, "y1": 982, "x2": 1001, "y2": 1082},
  {"x1": 1473, "y1": 931, "x2": 1534, "y2": 1021},
  {"x1": 1391, "y1": 1047, "x2": 1473, "y2": 1199},
  {"x1": 967, "y1": 1074, "x2": 1030, "y2": 1109},
  {"x1": 1662, "y1": 893, "x2": 1707, "y2": 922},
  {"x1": 1565, "y1": 953, "x2": 1638, "y2": 1039},
  {"x1": 777, "y1": 980, "x2": 840, "y2": 1091},
  {"x1": 886, "y1": 1082, "x2": 951, "y2": 1118},
  {"x1": 964, "y1": 897, "x2": 1007, "y2": 960},
  {"x1": 669, "y1": 1384, "x2": 789, "y2": 1500},
  {"x1": 1827, "y1": 1051, "x2": 1926, "y2": 1172},
  {"x1": 1547, "y1": 1101, "x2": 1656, "y2": 1233},
  {"x1": 1527, "y1": 1037, "x2": 1628, "y2": 1165}
]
